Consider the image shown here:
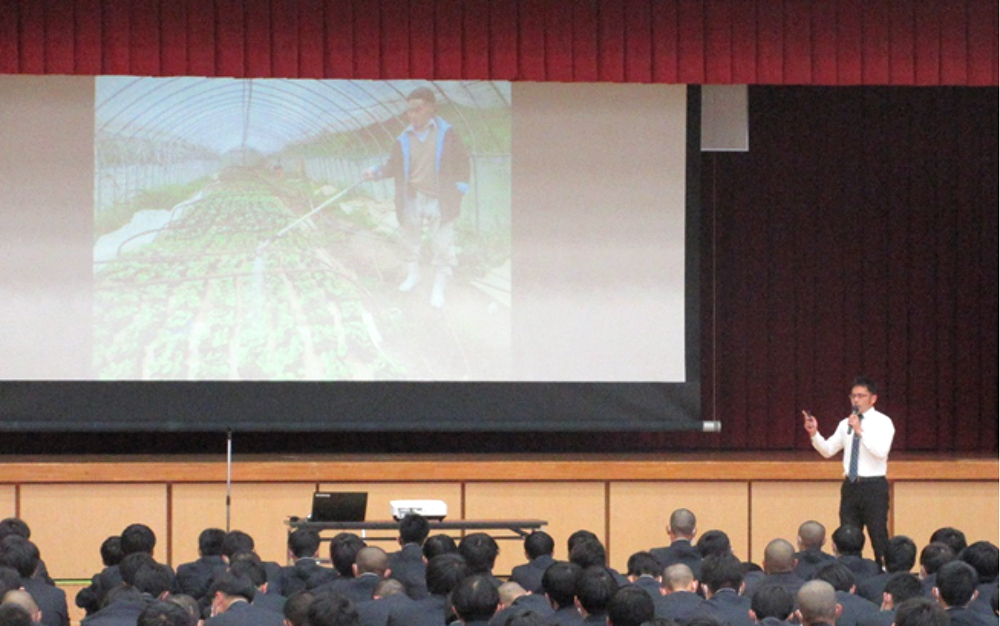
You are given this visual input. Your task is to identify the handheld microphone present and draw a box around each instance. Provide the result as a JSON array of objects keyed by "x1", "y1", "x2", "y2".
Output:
[{"x1": 848, "y1": 405, "x2": 860, "y2": 434}]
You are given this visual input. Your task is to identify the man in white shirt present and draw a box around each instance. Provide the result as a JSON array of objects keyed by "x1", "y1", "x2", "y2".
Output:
[{"x1": 802, "y1": 376, "x2": 895, "y2": 571}]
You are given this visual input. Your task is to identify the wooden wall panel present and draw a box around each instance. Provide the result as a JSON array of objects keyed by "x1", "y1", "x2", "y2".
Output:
[
  {"x1": 317, "y1": 482, "x2": 463, "y2": 546},
  {"x1": 609, "y1": 481, "x2": 750, "y2": 570},
  {"x1": 0, "y1": 486, "x2": 15, "y2": 518},
  {"x1": 892, "y1": 482, "x2": 999, "y2": 547},
  {"x1": 18, "y1": 484, "x2": 167, "y2": 578},
  {"x1": 464, "y1": 482, "x2": 605, "y2": 576},
  {"x1": 172, "y1": 483, "x2": 318, "y2": 566},
  {"x1": 61, "y1": 583, "x2": 86, "y2": 626},
  {"x1": 749, "y1": 481, "x2": 842, "y2": 564}
]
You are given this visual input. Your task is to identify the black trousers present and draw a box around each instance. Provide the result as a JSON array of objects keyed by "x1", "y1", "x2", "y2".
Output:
[{"x1": 840, "y1": 476, "x2": 890, "y2": 568}]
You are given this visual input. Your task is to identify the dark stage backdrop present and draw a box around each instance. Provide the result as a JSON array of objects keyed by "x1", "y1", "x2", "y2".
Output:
[{"x1": 0, "y1": 0, "x2": 996, "y2": 454}]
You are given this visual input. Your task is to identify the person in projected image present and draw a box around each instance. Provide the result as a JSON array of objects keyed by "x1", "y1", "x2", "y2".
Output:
[{"x1": 362, "y1": 85, "x2": 471, "y2": 309}]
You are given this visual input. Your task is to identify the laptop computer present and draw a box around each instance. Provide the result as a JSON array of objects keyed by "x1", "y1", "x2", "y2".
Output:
[{"x1": 309, "y1": 491, "x2": 368, "y2": 522}]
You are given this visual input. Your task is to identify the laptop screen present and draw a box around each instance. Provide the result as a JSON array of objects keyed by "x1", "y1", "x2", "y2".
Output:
[{"x1": 310, "y1": 492, "x2": 368, "y2": 522}]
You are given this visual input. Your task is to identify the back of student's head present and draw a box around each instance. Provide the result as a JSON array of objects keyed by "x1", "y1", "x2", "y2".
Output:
[
  {"x1": 752, "y1": 583, "x2": 794, "y2": 621},
  {"x1": 501, "y1": 609, "x2": 548, "y2": 626},
  {"x1": 524, "y1": 531, "x2": 555, "y2": 560},
  {"x1": 697, "y1": 531, "x2": 732, "y2": 558},
  {"x1": 959, "y1": 541, "x2": 999, "y2": 584},
  {"x1": 627, "y1": 552, "x2": 663, "y2": 578},
  {"x1": 0, "y1": 566, "x2": 22, "y2": 595},
  {"x1": 101, "y1": 535, "x2": 123, "y2": 567},
  {"x1": 796, "y1": 580, "x2": 839, "y2": 626},
  {"x1": 894, "y1": 597, "x2": 949, "y2": 626},
  {"x1": 425, "y1": 553, "x2": 468, "y2": 596},
  {"x1": 423, "y1": 533, "x2": 458, "y2": 560},
  {"x1": 308, "y1": 592, "x2": 360, "y2": 626},
  {"x1": 663, "y1": 564, "x2": 695, "y2": 592},
  {"x1": 120, "y1": 552, "x2": 157, "y2": 587},
  {"x1": 221, "y1": 530, "x2": 255, "y2": 559},
  {"x1": 798, "y1": 521, "x2": 826, "y2": 551},
  {"x1": 331, "y1": 534, "x2": 366, "y2": 577},
  {"x1": 813, "y1": 562, "x2": 856, "y2": 593},
  {"x1": 575, "y1": 565, "x2": 618, "y2": 616},
  {"x1": 134, "y1": 562, "x2": 176, "y2": 597},
  {"x1": 570, "y1": 538, "x2": 608, "y2": 569},
  {"x1": 0, "y1": 520, "x2": 31, "y2": 542},
  {"x1": 460, "y1": 533, "x2": 500, "y2": 574},
  {"x1": 919, "y1": 542, "x2": 955, "y2": 576},
  {"x1": 209, "y1": 571, "x2": 256, "y2": 602},
  {"x1": 355, "y1": 546, "x2": 389, "y2": 576},
  {"x1": 832, "y1": 525, "x2": 865, "y2": 555},
  {"x1": 137, "y1": 600, "x2": 194, "y2": 626},
  {"x1": 283, "y1": 590, "x2": 315, "y2": 626},
  {"x1": 198, "y1": 528, "x2": 226, "y2": 557},
  {"x1": 928, "y1": 528, "x2": 967, "y2": 556},
  {"x1": 568, "y1": 530, "x2": 600, "y2": 554},
  {"x1": 700, "y1": 554, "x2": 743, "y2": 593},
  {"x1": 542, "y1": 561, "x2": 582, "y2": 608},
  {"x1": 0, "y1": 604, "x2": 33, "y2": 626},
  {"x1": 883, "y1": 573, "x2": 923, "y2": 606},
  {"x1": 606, "y1": 585, "x2": 656, "y2": 626},
  {"x1": 288, "y1": 529, "x2": 321, "y2": 559},
  {"x1": 0, "y1": 537, "x2": 39, "y2": 578},
  {"x1": 121, "y1": 524, "x2": 157, "y2": 556},
  {"x1": 884, "y1": 536, "x2": 917, "y2": 573},
  {"x1": 166, "y1": 595, "x2": 201, "y2": 626},
  {"x1": 229, "y1": 556, "x2": 267, "y2": 588},
  {"x1": 669, "y1": 509, "x2": 697, "y2": 538},
  {"x1": 452, "y1": 574, "x2": 501, "y2": 622},
  {"x1": 398, "y1": 513, "x2": 430, "y2": 545},
  {"x1": 934, "y1": 560, "x2": 978, "y2": 608}
]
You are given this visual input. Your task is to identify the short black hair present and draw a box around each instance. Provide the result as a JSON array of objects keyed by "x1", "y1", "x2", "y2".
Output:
[
  {"x1": 885, "y1": 536, "x2": 917, "y2": 573},
  {"x1": 919, "y1": 542, "x2": 956, "y2": 575},
  {"x1": 894, "y1": 597, "x2": 949, "y2": 626},
  {"x1": 288, "y1": 529, "x2": 321, "y2": 559},
  {"x1": 751, "y1": 583, "x2": 794, "y2": 620},
  {"x1": 398, "y1": 513, "x2": 430, "y2": 545},
  {"x1": 935, "y1": 560, "x2": 978, "y2": 607},
  {"x1": 101, "y1": 536, "x2": 123, "y2": 567},
  {"x1": 928, "y1": 528, "x2": 967, "y2": 555},
  {"x1": 959, "y1": 541, "x2": 999, "y2": 583},
  {"x1": 832, "y1": 525, "x2": 865, "y2": 555},
  {"x1": 209, "y1": 571, "x2": 256, "y2": 602},
  {"x1": 524, "y1": 531, "x2": 554, "y2": 560},
  {"x1": 542, "y1": 561, "x2": 582, "y2": 608},
  {"x1": 137, "y1": 600, "x2": 193, "y2": 626},
  {"x1": 851, "y1": 376, "x2": 878, "y2": 395},
  {"x1": 0, "y1": 519, "x2": 31, "y2": 541},
  {"x1": 308, "y1": 592, "x2": 360, "y2": 626},
  {"x1": 568, "y1": 530, "x2": 600, "y2": 554},
  {"x1": 813, "y1": 562, "x2": 856, "y2": 593},
  {"x1": 425, "y1": 553, "x2": 468, "y2": 596},
  {"x1": 570, "y1": 538, "x2": 607, "y2": 569},
  {"x1": 575, "y1": 565, "x2": 618, "y2": 615},
  {"x1": 452, "y1": 574, "x2": 501, "y2": 621},
  {"x1": 697, "y1": 531, "x2": 732, "y2": 558},
  {"x1": 423, "y1": 534, "x2": 458, "y2": 560},
  {"x1": 134, "y1": 562, "x2": 176, "y2": 597},
  {"x1": 459, "y1": 533, "x2": 499, "y2": 574},
  {"x1": 222, "y1": 530, "x2": 255, "y2": 558},
  {"x1": 883, "y1": 572, "x2": 923, "y2": 605},
  {"x1": 331, "y1": 534, "x2": 366, "y2": 577},
  {"x1": 0, "y1": 566, "x2": 22, "y2": 595},
  {"x1": 283, "y1": 590, "x2": 315, "y2": 626},
  {"x1": 121, "y1": 524, "x2": 157, "y2": 556},
  {"x1": 229, "y1": 556, "x2": 267, "y2": 587},
  {"x1": 0, "y1": 537, "x2": 38, "y2": 578},
  {"x1": 700, "y1": 554, "x2": 743, "y2": 593},
  {"x1": 606, "y1": 585, "x2": 656, "y2": 626},
  {"x1": 627, "y1": 552, "x2": 663, "y2": 578},
  {"x1": 198, "y1": 528, "x2": 226, "y2": 557},
  {"x1": 119, "y1": 552, "x2": 156, "y2": 586}
]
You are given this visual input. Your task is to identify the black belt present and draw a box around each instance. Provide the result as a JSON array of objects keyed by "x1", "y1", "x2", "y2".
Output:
[{"x1": 844, "y1": 476, "x2": 886, "y2": 483}]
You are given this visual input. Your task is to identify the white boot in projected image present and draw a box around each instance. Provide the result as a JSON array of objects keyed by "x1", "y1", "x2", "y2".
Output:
[
  {"x1": 398, "y1": 261, "x2": 421, "y2": 292},
  {"x1": 430, "y1": 267, "x2": 451, "y2": 309}
]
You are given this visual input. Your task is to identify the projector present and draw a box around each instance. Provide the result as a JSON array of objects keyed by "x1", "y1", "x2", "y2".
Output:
[{"x1": 390, "y1": 500, "x2": 448, "y2": 521}]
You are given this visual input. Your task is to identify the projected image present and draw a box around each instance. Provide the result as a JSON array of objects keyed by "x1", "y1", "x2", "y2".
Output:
[{"x1": 92, "y1": 77, "x2": 512, "y2": 381}]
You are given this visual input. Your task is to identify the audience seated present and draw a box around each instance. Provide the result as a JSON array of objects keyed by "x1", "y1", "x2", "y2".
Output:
[
  {"x1": 0, "y1": 536, "x2": 68, "y2": 626},
  {"x1": 176, "y1": 529, "x2": 228, "y2": 603},
  {"x1": 894, "y1": 597, "x2": 949, "y2": 626},
  {"x1": 607, "y1": 585, "x2": 656, "y2": 626},
  {"x1": 796, "y1": 580, "x2": 840, "y2": 626},
  {"x1": 812, "y1": 562, "x2": 879, "y2": 626},
  {"x1": 229, "y1": 553, "x2": 286, "y2": 615},
  {"x1": 856, "y1": 536, "x2": 916, "y2": 604},
  {"x1": 959, "y1": 541, "x2": 1000, "y2": 618},
  {"x1": 919, "y1": 543, "x2": 957, "y2": 598},
  {"x1": 422, "y1": 534, "x2": 458, "y2": 561},
  {"x1": 280, "y1": 529, "x2": 335, "y2": 595},
  {"x1": 489, "y1": 582, "x2": 552, "y2": 626},
  {"x1": 795, "y1": 522, "x2": 836, "y2": 581},
  {"x1": 460, "y1": 534, "x2": 503, "y2": 587},
  {"x1": 542, "y1": 561, "x2": 584, "y2": 626},
  {"x1": 697, "y1": 532, "x2": 733, "y2": 560},
  {"x1": 387, "y1": 513, "x2": 430, "y2": 600},
  {"x1": 568, "y1": 536, "x2": 627, "y2": 586},
  {"x1": 858, "y1": 572, "x2": 923, "y2": 626},
  {"x1": 700, "y1": 553, "x2": 753, "y2": 626},
  {"x1": 316, "y1": 546, "x2": 389, "y2": 604},
  {"x1": 1, "y1": 589, "x2": 42, "y2": 625},
  {"x1": 307, "y1": 592, "x2": 360, "y2": 626},
  {"x1": 651, "y1": 510, "x2": 702, "y2": 579},
  {"x1": 282, "y1": 591, "x2": 315, "y2": 626},
  {"x1": 750, "y1": 539, "x2": 805, "y2": 601},
  {"x1": 0, "y1": 603, "x2": 33, "y2": 626},
  {"x1": 396, "y1": 552, "x2": 468, "y2": 626},
  {"x1": 574, "y1": 566, "x2": 618, "y2": 624},
  {"x1": 510, "y1": 532, "x2": 556, "y2": 595},
  {"x1": 205, "y1": 571, "x2": 282, "y2": 626},
  {"x1": 0, "y1": 520, "x2": 54, "y2": 587},
  {"x1": 749, "y1": 583, "x2": 795, "y2": 626},
  {"x1": 930, "y1": 529, "x2": 968, "y2": 558},
  {"x1": 136, "y1": 600, "x2": 193, "y2": 626},
  {"x1": 933, "y1": 561, "x2": 996, "y2": 626},
  {"x1": 453, "y1": 574, "x2": 502, "y2": 626},
  {"x1": 831, "y1": 527, "x2": 881, "y2": 584},
  {"x1": 628, "y1": 552, "x2": 666, "y2": 600},
  {"x1": 656, "y1": 563, "x2": 703, "y2": 624},
  {"x1": 222, "y1": 530, "x2": 283, "y2": 596}
]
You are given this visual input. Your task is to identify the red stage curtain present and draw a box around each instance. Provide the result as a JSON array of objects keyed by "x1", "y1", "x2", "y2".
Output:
[{"x1": 1, "y1": 0, "x2": 995, "y2": 86}]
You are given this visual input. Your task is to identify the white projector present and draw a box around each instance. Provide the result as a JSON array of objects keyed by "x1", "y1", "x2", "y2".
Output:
[{"x1": 390, "y1": 500, "x2": 448, "y2": 521}]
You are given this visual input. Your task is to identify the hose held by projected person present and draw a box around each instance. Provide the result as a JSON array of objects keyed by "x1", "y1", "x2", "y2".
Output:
[
  {"x1": 362, "y1": 85, "x2": 471, "y2": 309},
  {"x1": 802, "y1": 375, "x2": 895, "y2": 570}
]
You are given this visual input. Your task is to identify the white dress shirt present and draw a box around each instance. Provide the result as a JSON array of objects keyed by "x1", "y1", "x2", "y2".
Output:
[{"x1": 811, "y1": 407, "x2": 895, "y2": 478}]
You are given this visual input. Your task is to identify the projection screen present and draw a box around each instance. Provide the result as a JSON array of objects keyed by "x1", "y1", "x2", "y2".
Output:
[{"x1": 0, "y1": 75, "x2": 702, "y2": 432}]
